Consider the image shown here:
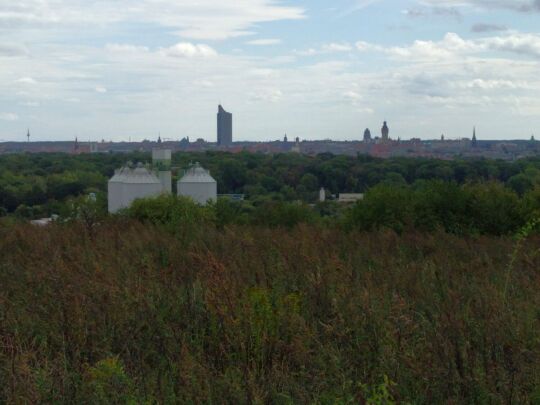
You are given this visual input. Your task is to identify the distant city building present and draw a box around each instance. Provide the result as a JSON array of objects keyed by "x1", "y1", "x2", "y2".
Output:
[
  {"x1": 177, "y1": 162, "x2": 217, "y2": 205},
  {"x1": 291, "y1": 137, "x2": 301, "y2": 153},
  {"x1": 26, "y1": 129, "x2": 30, "y2": 142},
  {"x1": 381, "y1": 121, "x2": 389, "y2": 141},
  {"x1": 217, "y1": 105, "x2": 233, "y2": 146},
  {"x1": 363, "y1": 128, "x2": 372, "y2": 142},
  {"x1": 284, "y1": 134, "x2": 288, "y2": 143},
  {"x1": 472, "y1": 127, "x2": 478, "y2": 148}
]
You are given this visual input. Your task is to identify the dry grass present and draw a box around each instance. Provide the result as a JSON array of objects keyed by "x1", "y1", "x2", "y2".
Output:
[{"x1": 0, "y1": 220, "x2": 539, "y2": 403}]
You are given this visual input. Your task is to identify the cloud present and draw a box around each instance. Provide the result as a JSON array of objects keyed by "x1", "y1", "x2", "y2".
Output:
[
  {"x1": 322, "y1": 43, "x2": 353, "y2": 52},
  {"x1": 246, "y1": 39, "x2": 282, "y2": 46},
  {"x1": 419, "y1": 0, "x2": 540, "y2": 13},
  {"x1": 356, "y1": 32, "x2": 540, "y2": 60},
  {"x1": 484, "y1": 33, "x2": 540, "y2": 57},
  {"x1": 0, "y1": 112, "x2": 19, "y2": 121},
  {"x1": 19, "y1": 101, "x2": 41, "y2": 107},
  {"x1": 15, "y1": 77, "x2": 37, "y2": 85},
  {"x1": 0, "y1": 0, "x2": 305, "y2": 40},
  {"x1": 471, "y1": 23, "x2": 508, "y2": 33},
  {"x1": 403, "y1": 6, "x2": 462, "y2": 20},
  {"x1": 296, "y1": 43, "x2": 353, "y2": 56},
  {"x1": 0, "y1": 43, "x2": 28, "y2": 57},
  {"x1": 95, "y1": 86, "x2": 108, "y2": 93},
  {"x1": 160, "y1": 43, "x2": 218, "y2": 58},
  {"x1": 106, "y1": 44, "x2": 150, "y2": 53},
  {"x1": 343, "y1": 90, "x2": 362, "y2": 101},
  {"x1": 456, "y1": 79, "x2": 531, "y2": 90},
  {"x1": 250, "y1": 89, "x2": 283, "y2": 103}
]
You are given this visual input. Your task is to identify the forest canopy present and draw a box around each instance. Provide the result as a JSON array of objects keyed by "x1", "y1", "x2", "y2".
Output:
[{"x1": 0, "y1": 152, "x2": 539, "y2": 236}]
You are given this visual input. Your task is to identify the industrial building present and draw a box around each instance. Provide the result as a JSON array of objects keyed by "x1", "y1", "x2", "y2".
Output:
[
  {"x1": 217, "y1": 105, "x2": 233, "y2": 146},
  {"x1": 107, "y1": 163, "x2": 162, "y2": 213},
  {"x1": 108, "y1": 153, "x2": 218, "y2": 212},
  {"x1": 177, "y1": 163, "x2": 217, "y2": 205},
  {"x1": 152, "y1": 148, "x2": 172, "y2": 194}
]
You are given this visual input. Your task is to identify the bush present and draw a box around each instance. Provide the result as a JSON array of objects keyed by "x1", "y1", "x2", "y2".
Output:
[
  {"x1": 126, "y1": 195, "x2": 214, "y2": 236},
  {"x1": 250, "y1": 201, "x2": 316, "y2": 228},
  {"x1": 344, "y1": 184, "x2": 412, "y2": 233}
]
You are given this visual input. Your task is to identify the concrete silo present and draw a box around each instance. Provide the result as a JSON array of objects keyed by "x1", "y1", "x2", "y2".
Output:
[
  {"x1": 108, "y1": 167, "x2": 129, "y2": 213},
  {"x1": 108, "y1": 163, "x2": 162, "y2": 213},
  {"x1": 177, "y1": 162, "x2": 217, "y2": 205}
]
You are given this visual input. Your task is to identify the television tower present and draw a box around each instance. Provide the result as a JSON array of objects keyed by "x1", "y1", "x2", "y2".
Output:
[{"x1": 27, "y1": 129, "x2": 30, "y2": 142}]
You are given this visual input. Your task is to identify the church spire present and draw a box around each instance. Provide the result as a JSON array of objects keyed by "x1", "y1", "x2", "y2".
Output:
[{"x1": 472, "y1": 126, "x2": 477, "y2": 147}]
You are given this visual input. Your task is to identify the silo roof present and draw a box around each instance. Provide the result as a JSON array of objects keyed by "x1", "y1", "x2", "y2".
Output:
[
  {"x1": 109, "y1": 166, "x2": 130, "y2": 183},
  {"x1": 179, "y1": 163, "x2": 216, "y2": 184},
  {"x1": 109, "y1": 163, "x2": 161, "y2": 184}
]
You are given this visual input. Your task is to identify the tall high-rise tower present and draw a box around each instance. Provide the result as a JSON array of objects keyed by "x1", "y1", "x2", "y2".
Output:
[
  {"x1": 217, "y1": 105, "x2": 233, "y2": 146},
  {"x1": 381, "y1": 121, "x2": 389, "y2": 141},
  {"x1": 472, "y1": 126, "x2": 477, "y2": 148}
]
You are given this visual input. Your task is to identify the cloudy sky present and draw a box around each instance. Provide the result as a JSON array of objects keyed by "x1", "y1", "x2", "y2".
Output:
[{"x1": 1, "y1": 0, "x2": 539, "y2": 142}]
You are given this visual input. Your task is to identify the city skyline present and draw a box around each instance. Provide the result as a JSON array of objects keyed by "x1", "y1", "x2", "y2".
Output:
[{"x1": 1, "y1": 0, "x2": 540, "y2": 142}]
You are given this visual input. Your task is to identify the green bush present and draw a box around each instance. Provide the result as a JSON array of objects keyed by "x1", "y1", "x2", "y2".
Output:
[{"x1": 126, "y1": 194, "x2": 214, "y2": 236}]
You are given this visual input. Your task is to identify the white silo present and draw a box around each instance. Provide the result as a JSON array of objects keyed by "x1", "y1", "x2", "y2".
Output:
[
  {"x1": 108, "y1": 167, "x2": 129, "y2": 213},
  {"x1": 107, "y1": 163, "x2": 162, "y2": 213},
  {"x1": 122, "y1": 163, "x2": 163, "y2": 208},
  {"x1": 177, "y1": 162, "x2": 217, "y2": 205}
]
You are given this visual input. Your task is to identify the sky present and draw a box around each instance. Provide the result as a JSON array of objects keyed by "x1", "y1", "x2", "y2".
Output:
[{"x1": 0, "y1": 0, "x2": 539, "y2": 142}]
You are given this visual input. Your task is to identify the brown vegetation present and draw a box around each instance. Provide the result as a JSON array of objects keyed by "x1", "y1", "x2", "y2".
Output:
[{"x1": 0, "y1": 220, "x2": 539, "y2": 403}]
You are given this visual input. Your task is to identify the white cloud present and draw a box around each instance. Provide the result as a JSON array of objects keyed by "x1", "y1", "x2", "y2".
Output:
[
  {"x1": 356, "y1": 32, "x2": 540, "y2": 60},
  {"x1": 105, "y1": 44, "x2": 149, "y2": 53},
  {"x1": 160, "y1": 43, "x2": 217, "y2": 58},
  {"x1": 95, "y1": 86, "x2": 108, "y2": 93},
  {"x1": 343, "y1": 90, "x2": 362, "y2": 101},
  {"x1": 296, "y1": 42, "x2": 353, "y2": 56},
  {"x1": 246, "y1": 39, "x2": 282, "y2": 46},
  {"x1": 456, "y1": 79, "x2": 531, "y2": 90},
  {"x1": 19, "y1": 101, "x2": 40, "y2": 107},
  {"x1": 194, "y1": 79, "x2": 214, "y2": 88},
  {"x1": 323, "y1": 43, "x2": 353, "y2": 52},
  {"x1": 0, "y1": 0, "x2": 305, "y2": 40},
  {"x1": 15, "y1": 77, "x2": 37, "y2": 85},
  {"x1": 250, "y1": 89, "x2": 283, "y2": 102},
  {"x1": 0, "y1": 112, "x2": 19, "y2": 121}
]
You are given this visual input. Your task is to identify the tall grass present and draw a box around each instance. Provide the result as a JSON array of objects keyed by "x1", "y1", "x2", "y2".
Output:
[{"x1": 0, "y1": 221, "x2": 539, "y2": 403}]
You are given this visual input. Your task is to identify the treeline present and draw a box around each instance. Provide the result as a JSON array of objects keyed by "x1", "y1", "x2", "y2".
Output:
[
  {"x1": 1, "y1": 151, "x2": 540, "y2": 217},
  {"x1": 347, "y1": 181, "x2": 540, "y2": 235},
  {"x1": 119, "y1": 180, "x2": 540, "y2": 237},
  {"x1": 0, "y1": 220, "x2": 538, "y2": 403}
]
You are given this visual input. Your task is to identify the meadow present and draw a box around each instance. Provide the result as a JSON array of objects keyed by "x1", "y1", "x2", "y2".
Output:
[{"x1": 1, "y1": 219, "x2": 538, "y2": 403}]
